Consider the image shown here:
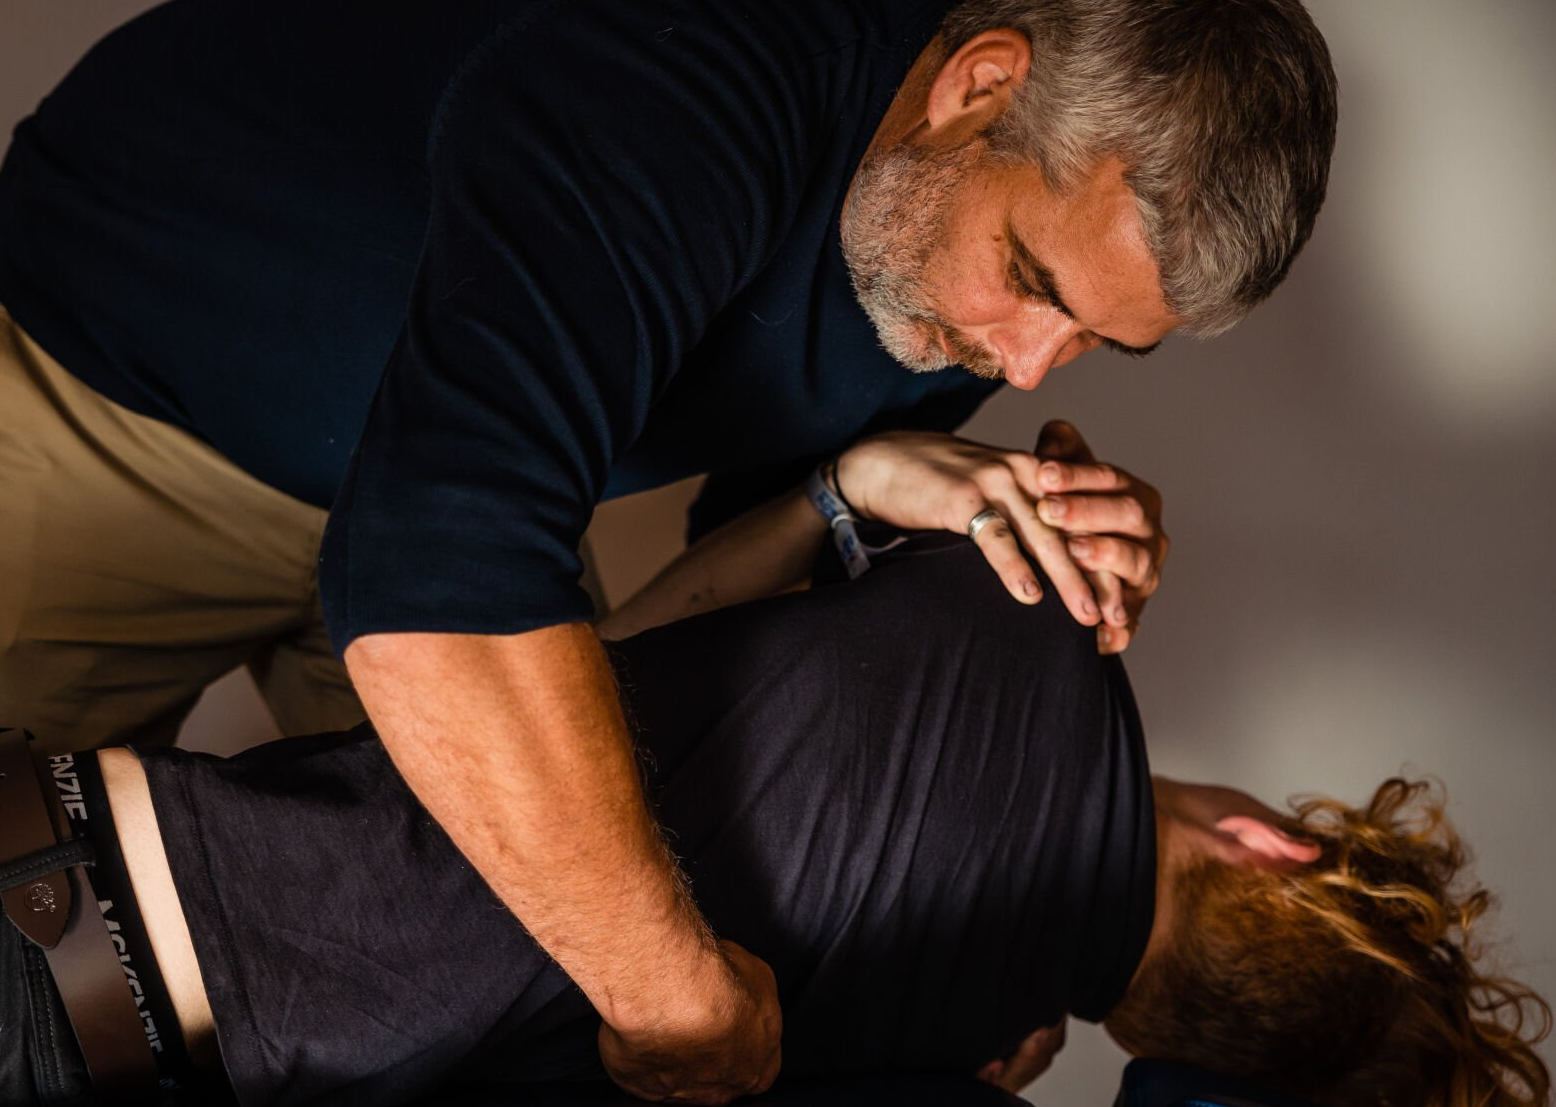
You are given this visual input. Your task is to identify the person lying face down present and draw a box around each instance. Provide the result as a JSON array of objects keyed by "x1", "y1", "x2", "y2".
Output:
[{"x1": 1, "y1": 534, "x2": 1549, "y2": 1107}]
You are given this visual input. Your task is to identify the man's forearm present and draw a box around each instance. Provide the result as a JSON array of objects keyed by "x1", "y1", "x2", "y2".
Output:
[{"x1": 345, "y1": 624, "x2": 724, "y2": 1030}]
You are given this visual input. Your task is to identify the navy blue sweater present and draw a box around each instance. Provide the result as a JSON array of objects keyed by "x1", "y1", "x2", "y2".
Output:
[{"x1": 0, "y1": 0, "x2": 1000, "y2": 648}]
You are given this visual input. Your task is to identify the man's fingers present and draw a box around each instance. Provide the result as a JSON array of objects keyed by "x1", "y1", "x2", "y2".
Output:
[
  {"x1": 1037, "y1": 491, "x2": 1154, "y2": 538},
  {"x1": 1069, "y1": 536, "x2": 1157, "y2": 653},
  {"x1": 1098, "y1": 621, "x2": 1135, "y2": 655},
  {"x1": 1065, "y1": 534, "x2": 1159, "y2": 595},
  {"x1": 970, "y1": 513, "x2": 1044, "y2": 605},
  {"x1": 1037, "y1": 459, "x2": 1133, "y2": 495},
  {"x1": 720, "y1": 941, "x2": 783, "y2": 1093},
  {"x1": 1086, "y1": 568, "x2": 1128, "y2": 629},
  {"x1": 1035, "y1": 419, "x2": 1096, "y2": 464}
]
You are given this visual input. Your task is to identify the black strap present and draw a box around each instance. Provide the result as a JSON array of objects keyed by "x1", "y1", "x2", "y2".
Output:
[{"x1": 0, "y1": 839, "x2": 96, "y2": 895}]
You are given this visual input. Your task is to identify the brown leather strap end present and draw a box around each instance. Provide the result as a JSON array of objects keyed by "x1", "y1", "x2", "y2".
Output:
[
  {"x1": 0, "y1": 871, "x2": 71, "y2": 948},
  {"x1": 0, "y1": 728, "x2": 158, "y2": 1090},
  {"x1": 0, "y1": 728, "x2": 72, "y2": 947},
  {"x1": 46, "y1": 865, "x2": 161, "y2": 1089}
]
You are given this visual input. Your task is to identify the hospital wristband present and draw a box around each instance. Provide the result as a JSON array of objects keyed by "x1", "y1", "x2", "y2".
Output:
[{"x1": 806, "y1": 461, "x2": 872, "y2": 580}]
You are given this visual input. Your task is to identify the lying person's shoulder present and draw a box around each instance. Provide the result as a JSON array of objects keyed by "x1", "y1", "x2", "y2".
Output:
[{"x1": 822, "y1": 529, "x2": 1095, "y2": 653}]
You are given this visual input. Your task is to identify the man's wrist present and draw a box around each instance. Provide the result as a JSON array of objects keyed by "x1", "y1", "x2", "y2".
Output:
[
  {"x1": 600, "y1": 936, "x2": 739, "y2": 1041},
  {"x1": 581, "y1": 852, "x2": 725, "y2": 1031}
]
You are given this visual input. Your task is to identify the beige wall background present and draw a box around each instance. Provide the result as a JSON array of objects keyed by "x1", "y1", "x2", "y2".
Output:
[{"x1": 4, "y1": 2, "x2": 1551, "y2": 1102}]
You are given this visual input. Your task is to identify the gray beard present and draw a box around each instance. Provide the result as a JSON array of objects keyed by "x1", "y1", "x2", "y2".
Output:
[{"x1": 839, "y1": 140, "x2": 980, "y2": 373}]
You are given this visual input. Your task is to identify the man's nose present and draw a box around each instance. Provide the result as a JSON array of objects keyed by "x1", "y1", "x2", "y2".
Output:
[{"x1": 985, "y1": 315, "x2": 1085, "y2": 391}]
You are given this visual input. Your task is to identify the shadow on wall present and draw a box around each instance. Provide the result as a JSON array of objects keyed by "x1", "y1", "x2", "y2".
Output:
[{"x1": 968, "y1": 3, "x2": 1556, "y2": 1100}]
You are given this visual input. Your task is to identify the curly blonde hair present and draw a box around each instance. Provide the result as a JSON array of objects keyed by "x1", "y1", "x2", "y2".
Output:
[{"x1": 1105, "y1": 779, "x2": 1551, "y2": 1106}]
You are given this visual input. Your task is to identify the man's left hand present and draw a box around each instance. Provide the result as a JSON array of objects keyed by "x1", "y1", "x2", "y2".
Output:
[{"x1": 1031, "y1": 420, "x2": 1166, "y2": 654}]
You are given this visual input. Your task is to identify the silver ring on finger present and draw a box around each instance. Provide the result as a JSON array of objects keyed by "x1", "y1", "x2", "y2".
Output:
[{"x1": 966, "y1": 508, "x2": 1005, "y2": 542}]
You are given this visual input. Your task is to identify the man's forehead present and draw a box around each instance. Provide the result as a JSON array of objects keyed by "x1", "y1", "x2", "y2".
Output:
[{"x1": 1001, "y1": 158, "x2": 1179, "y2": 346}]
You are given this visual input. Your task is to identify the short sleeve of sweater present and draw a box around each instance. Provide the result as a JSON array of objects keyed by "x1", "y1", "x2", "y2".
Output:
[{"x1": 320, "y1": 2, "x2": 836, "y2": 649}]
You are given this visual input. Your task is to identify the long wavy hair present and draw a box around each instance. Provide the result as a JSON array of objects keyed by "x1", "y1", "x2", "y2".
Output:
[{"x1": 1105, "y1": 779, "x2": 1551, "y2": 1106}]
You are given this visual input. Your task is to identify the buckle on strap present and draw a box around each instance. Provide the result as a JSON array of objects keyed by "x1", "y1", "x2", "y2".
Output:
[
  {"x1": 0, "y1": 728, "x2": 158, "y2": 1091},
  {"x1": 0, "y1": 838, "x2": 97, "y2": 898}
]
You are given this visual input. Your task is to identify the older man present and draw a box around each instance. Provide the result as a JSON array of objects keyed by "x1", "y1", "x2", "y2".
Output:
[{"x1": 0, "y1": 0, "x2": 1336, "y2": 1100}]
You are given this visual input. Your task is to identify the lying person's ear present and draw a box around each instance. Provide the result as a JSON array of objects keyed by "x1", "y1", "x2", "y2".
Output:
[{"x1": 1214, "y1": 815, "x2": 1322, "y2": 871}]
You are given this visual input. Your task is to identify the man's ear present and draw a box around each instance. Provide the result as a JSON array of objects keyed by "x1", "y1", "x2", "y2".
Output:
[
  {"x1": 1214, "y1": 815, "x2": 1323, "y2": 871},
  {"x1": 924, "y1": 29, "x2": 1032, "y2": 135}
]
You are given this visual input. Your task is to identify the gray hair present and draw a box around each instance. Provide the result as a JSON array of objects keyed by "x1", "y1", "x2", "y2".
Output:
[{"x1": 940, "y1": 0, "x2": 1338, "y2": 336}]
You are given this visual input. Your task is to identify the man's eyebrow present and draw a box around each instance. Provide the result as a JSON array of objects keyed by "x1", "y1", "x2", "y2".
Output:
[{"x1": 1007, "y1": 226, "x2": 1161, "y2": 359}]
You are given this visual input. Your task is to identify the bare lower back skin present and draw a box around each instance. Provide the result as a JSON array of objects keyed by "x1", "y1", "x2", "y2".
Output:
[{"x1": 97, "y1": 748, "x2": 219, "y2": 1070}]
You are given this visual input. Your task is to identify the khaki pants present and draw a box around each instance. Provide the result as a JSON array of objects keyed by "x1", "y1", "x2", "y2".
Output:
[{"x1": 0, "y1": 305, "x2": 364, "y2": 753}]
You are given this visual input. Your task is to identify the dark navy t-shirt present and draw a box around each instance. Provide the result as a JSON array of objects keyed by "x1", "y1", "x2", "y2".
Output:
[
  {"x1": 0, "y1": 0, "x2": 1001, "y2": 649},
  {"x1": 141, "y1": 535, "x2": 1156, "y2": 1106}
]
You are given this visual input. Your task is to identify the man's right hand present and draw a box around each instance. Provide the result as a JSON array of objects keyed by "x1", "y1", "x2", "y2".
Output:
[{"x1": 598, "y1": 939, "x2": 782, "y2": 1104}]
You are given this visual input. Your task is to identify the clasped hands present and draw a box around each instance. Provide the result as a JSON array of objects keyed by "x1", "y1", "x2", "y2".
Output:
[{"x1": 837, "y1": 422, "x2": 1167, "y2": 653}]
